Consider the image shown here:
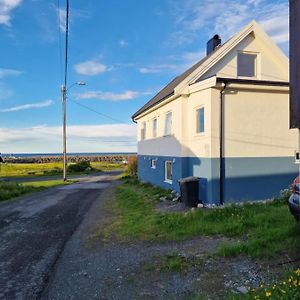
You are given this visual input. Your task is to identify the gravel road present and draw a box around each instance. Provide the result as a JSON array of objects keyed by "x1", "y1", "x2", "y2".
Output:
[
  {"x1": 1, "y1": 171, "x2": 296, "y2": 300},
  {"x1": 0, "y1": 172, "x2": 119, "y2": 300}
]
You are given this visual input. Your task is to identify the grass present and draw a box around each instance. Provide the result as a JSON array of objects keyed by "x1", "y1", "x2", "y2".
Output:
[
  {"x1": 0, "y1": 161, "x2": 124, "y2": 177},
  {"x1": 143, "y1": 253, "x2": 204, "y2": 273},
  {"x1": 0, "y1": 179, "x2": 73, "y2": 202},
  {"x1": 103, "y1": 177, "x2": 300, "y2": 258}
]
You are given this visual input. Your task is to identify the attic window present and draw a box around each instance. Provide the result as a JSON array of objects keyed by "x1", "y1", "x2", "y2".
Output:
[{"x1": 237, "y1": 53, "x2": 257, "y2": 77}]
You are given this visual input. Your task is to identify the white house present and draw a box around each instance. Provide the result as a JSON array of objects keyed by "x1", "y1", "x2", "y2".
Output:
[{"x1": 132, "y1": 20, "x2": 298, "y2": 204}]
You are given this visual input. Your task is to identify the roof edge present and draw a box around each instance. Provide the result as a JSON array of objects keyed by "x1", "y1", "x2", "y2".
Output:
[{"x1": 216, "y1": 77, "x2": 289, "y2": 86}]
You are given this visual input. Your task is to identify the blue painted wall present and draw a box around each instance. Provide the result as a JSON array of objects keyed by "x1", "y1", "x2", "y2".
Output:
[{"x1": 137, "y1": 155, "x2": 298, "y2": 204}]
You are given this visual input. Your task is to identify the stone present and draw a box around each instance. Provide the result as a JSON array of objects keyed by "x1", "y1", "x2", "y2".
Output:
[{"x1": 236, "y1": 286, "x2": 248, "y2": 294}]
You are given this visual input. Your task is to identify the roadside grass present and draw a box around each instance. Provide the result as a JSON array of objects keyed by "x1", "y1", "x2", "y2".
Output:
[
  {"x1": 0, "y1": 161, "x2": 123, "y2": 177},
  {"x1": 0, "y1": 180, "x2": 73, "y2": 202},
  {"x1": 104, "y1": 177, "x2": 300, "y2": 258}
]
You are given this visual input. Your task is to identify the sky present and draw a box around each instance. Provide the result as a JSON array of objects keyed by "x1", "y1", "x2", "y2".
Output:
[{"x1": 0, "y1": 0, "x2": 289, "y2": 154}]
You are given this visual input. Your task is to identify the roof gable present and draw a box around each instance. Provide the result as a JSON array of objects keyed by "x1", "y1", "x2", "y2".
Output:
[{"x1": 132, "y1": 20, "x2": 288, "y2": 120}]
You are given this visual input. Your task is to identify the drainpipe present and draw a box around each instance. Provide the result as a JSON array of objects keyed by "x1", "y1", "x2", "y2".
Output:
[{"x1": 219, "y1": 82, "x2": 227, "y2": 205}]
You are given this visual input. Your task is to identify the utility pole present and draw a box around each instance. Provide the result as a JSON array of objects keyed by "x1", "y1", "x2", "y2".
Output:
[
  {"x1": 62, "y1": 0, "x2": 69, "y2": 182},
  {"x1": 61, "y1": 85, "x2": 67, "y2": 181}
]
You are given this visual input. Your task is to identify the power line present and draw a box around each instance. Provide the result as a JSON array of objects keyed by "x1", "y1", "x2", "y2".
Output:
[
  {"x1": 64, "y1": 0, "x2": 70, "y2": 88},
  {"x1": 57, "y1": 0, "x2": 63, "y2": 84},
  {"x1": 68, "y1": 98, "x2": 128, "y2": 124}
]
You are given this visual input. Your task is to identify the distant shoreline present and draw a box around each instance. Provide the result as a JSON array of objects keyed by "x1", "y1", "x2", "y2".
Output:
[
  {"x1": 2, "y1": 152, "x2": 137, "y2": 159},
  {"x1": 1, "y1": 153, "x2": 137, "y2": 164}
]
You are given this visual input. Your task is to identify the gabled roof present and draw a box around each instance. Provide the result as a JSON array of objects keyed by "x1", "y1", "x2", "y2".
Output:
[
  {"x1": 132, "y1": 20, "x2": 288, "y2": 120},
  {"x1": 131, "y1": 52, "x2": 216, "y2": 120}
]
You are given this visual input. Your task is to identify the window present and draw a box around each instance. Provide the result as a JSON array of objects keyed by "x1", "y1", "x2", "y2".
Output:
[
  {"x1": 164, "y1": 112, "x2": 172, "y2": 136},
  {"x1": 152, "y1": 118, "x2": 157, "y2": 138},
  {"x1": 295, "y1": 151, "x2": 300, "y2": 164},
  {"x1": 196, "y1": 107, "x2": 205, "y2": 133},
  {"x1": 151, "y1": 159, "x2": 157, "y2": 169},
  {"x1": 140, "y1": 122, "x2": 146, "y2": 140},
  {"x1": 237, "y1": 52, "x2": 257, "y2": 77},
  {"x1": 165, "y1": 161, "x2": 173, "y2": 183}
]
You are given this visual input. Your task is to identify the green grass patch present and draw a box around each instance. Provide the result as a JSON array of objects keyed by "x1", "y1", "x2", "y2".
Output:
[
  {"x1": 0, "y1": 161, "x2": 124, "y2": 177},
  {"x1": 0, "y1": 182, "x2": 37, "y2": 202},
  {"x1": 143, "y1": 253, "x2": 204, "y2": 273},
  {"x1": 104, "y1": 177, "x2": 300, "y2": 258},
  {"x1": 22, "y1": 179, "x2": 74, "y2": 188},
  {"x1": 0, "y1": 180, "x2": 73, "y2": 202}
]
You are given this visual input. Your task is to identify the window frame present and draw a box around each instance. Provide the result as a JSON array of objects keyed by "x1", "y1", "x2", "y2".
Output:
[
  {"x1": 195, "y1": 106, "x2": 205, "y2": 134},
  {"x1": 140, "y1": 121, "x2": 146, "y2": 140},
  {"x1": 237, "y1": 51, "x2": 257, "y2": 78},
  {"x1": 152, "y1": 118, "x2": 157, "y2": 138},
  {"x1": 295, "y1": 151, "x2": 300, "y2": 164},
  {"x1": 164, "y1": 160, "x2": 173, "y2": 183},
  {"x1": 164, "y1": 111, "x2": 172, "y2": 136},
  {"x1": 150, "y1": 159, "x2": 157, "y2": 169}
]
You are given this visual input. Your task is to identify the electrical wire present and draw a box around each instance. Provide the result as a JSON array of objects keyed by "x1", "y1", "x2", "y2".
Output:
[
  {"x1": 68, "y1": 98, "x2": 129, "y2": 124},
  {"x1": 57, "y1": 0, "x2": 63, "y2": 84},
  {"x1": 64, "y1": 0, "x2": 69, "y2": 88}
]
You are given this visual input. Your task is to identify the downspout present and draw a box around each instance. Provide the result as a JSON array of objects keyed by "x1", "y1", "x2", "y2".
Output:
[{"x1": 219, "y1": 82, "x2": 227, "y2": 205}]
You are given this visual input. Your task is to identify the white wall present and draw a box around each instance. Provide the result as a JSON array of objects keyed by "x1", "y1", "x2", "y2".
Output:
[{"x1": 201, "y1": 33, "x2": 288, "y2": 82}]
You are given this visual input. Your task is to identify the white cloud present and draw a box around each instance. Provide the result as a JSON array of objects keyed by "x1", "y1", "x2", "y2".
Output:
[
  {"x1": 0, "y1": 124, "x2": 137, "y2": 153},
  {"x1": 57, "y1": 7, "x2": 66, "y2": 32},
  {"x1": 171, "y1": 0, "x2": 288, "y2": 47},
  {"x1": 0, "y1": 0, "x2": 22, "y2": 26},
  {"x1": 74, "y1": 61, "x2": 108, "y2": 76},
  {"x1": 119, "y1": 39, "x2": 128, "y2": 47},
  {"x1": 77, "y1": 90, "x2": 140, "y2": 101},
  {"x1": 138, "y1": 64, "x2": 177, "y2": 74},
  {"x1": 0, "y1": 99, "x2": 53, "y2": 112},
  {"x1": 0, "y1": 68, "x2": 22, "y2": 78}
]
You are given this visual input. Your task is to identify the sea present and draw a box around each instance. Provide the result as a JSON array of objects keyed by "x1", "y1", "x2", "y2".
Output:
[{"x1": 1, "y1": 152, "x2": 137, "y2": 158}]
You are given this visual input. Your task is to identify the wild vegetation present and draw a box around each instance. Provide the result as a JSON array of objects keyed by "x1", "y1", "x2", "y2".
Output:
[
  {"x1": 0, "y1": 161, "x2": 124, "y2": 177},
  {"x1": 0, "y1": 180, "x2": 72, "y2": 202},
  {"x1": 102, "y1": 177, "x2": 299, "y2": 259},
  {"x1": 226, "y1": 269, "x2": 300, "y2": 300}
]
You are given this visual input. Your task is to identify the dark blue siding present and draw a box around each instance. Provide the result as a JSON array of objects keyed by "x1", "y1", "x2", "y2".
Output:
[{"x1": 137, "y1": 155, "x2": 298, "y2": 204}]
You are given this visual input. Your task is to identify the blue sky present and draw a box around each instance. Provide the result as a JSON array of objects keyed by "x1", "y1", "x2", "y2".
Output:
[{"x1": 0, "y1": 0, "x2": 288, "y2": 153}]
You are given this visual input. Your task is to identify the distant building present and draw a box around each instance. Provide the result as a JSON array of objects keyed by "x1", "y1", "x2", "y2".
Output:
[{"x1": 132, "y1": 20, "x2": 298, "y2": 204}]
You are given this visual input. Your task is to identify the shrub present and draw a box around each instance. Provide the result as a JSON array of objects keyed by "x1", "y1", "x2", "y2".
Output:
[
  {"x1": 126, "y1": 156, "x2": 137, "y2": 176},
  {"x1": 67, "y1": 161, "x2": 91, "y2": 173}
]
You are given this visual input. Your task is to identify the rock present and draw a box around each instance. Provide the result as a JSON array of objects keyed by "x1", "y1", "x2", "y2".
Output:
[
  {"x1": 236, "y1": 286, "x2": 248, "y2": 294},
  {"x1": 159, "y1": 197, "x2": 167, "y2": 202},
  {"x1": 197, "y1": 203, "x2": 204, "y2": 208}
]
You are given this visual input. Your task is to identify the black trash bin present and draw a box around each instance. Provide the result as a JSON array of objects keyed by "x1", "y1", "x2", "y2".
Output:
[{"x1": 178, "y1": 177, "x2": 199, "y2": 207}]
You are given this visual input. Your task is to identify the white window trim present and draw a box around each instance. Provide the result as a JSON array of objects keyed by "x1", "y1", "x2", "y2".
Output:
[
  {"x1": 295, "y1": 150, "x2": 300, "y2": 164},
  {"x1": 195, "y1": 106, "x2": 205, "y2": 135},
  {"x1": 164, "y1": 111, "x2": 172, "y2": 137},
  {"x1": 140, "y1": 121, "x2": 146, "y2": 141},
  {"x1": 152, "y1": 118, "x2": 157, "y2": 138},
  {"x1": 164, "y1": 160, "x2": 173, "y2": 184},
  {"x1": 237, "y1": 51, "x2": 259, "y2": 79},
  {"x1": 151, "y1": 159, "x2": 157, "y2": 169}
]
